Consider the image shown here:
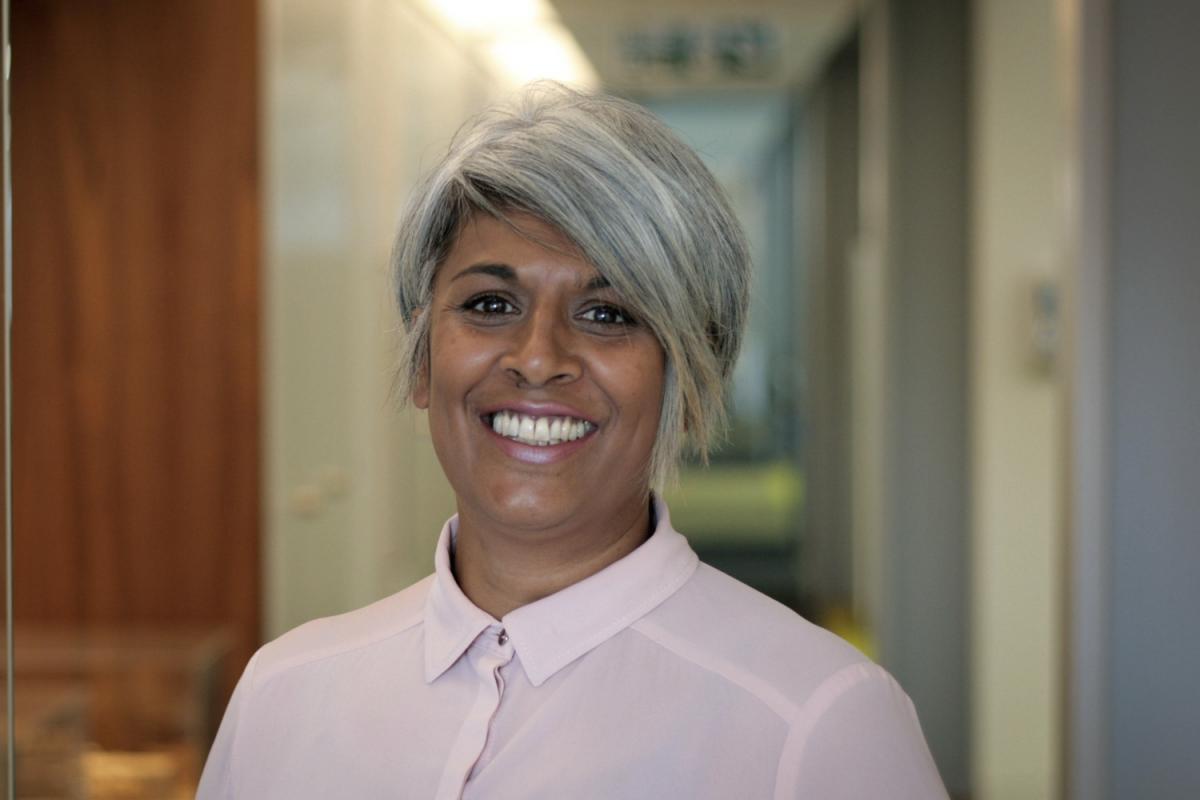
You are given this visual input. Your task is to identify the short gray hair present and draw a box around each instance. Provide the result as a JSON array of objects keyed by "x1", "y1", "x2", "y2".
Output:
[{"x1": 392, "y1": 82, "x2": 751, "y2": 490}]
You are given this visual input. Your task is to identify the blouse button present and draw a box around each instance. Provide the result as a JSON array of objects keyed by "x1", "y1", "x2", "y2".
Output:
[{"x1": 497, "y1": 629, "x2": 509, "y2": 646}]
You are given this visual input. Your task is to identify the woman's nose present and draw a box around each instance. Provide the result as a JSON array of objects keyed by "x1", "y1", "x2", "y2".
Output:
[{"x1": 501, "y1": 308, "x2": 582, "y2": 387}]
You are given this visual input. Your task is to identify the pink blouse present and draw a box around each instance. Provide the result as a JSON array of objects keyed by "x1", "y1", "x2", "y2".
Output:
[{"x1": 197, "y1": 500, "x2": 947, "y2": 798}]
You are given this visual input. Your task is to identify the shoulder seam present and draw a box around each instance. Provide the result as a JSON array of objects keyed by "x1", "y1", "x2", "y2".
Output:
[
  {"x1": 630, "y1": 618, "x2": 800, "y2": 723},
  {"x1": 772, "y1": 661, "x2": 889, "y2": 798}
]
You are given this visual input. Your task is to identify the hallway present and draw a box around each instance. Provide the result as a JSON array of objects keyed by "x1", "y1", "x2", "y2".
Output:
[{"x1": 2, "y1": 1, "x2": 1197, "y2": 797}]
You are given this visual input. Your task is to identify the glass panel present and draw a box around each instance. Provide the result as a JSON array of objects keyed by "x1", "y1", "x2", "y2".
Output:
[{"x1": 2, "y1": 0, "x2": 11, "y2": 793}]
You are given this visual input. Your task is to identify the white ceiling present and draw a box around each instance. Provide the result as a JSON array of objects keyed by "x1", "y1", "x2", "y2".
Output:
[{"x1": 550, "y1": 0, "x2": 860, "y2": 95}]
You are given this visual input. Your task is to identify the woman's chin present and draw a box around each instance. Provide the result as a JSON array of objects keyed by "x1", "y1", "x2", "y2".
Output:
[
  {"x1": 452, "y1": 465, "x2": 625, "y2": 533},
  {"x1": 473, "y1": 485, "x2": 582, "y2": 533}
]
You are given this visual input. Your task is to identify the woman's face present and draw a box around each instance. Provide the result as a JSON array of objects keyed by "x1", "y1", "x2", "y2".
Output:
[{"x1": 414, "y1": 212, "x2": 665, "y2": 534}]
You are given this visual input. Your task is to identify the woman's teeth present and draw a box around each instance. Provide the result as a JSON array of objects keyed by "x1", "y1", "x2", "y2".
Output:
[{"x1": 490, "y1": 410, "x2": 594, "y2": 446}]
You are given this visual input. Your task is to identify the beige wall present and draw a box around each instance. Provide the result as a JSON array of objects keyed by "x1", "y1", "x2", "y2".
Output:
[
  {"x1": 970, "y1": 0, "x2": 1069, "y2": 796},
  {"x1": 850, "y1": 0, "x2": 891, "y2": 640},
  {"x1": 262, "y1": 0, "x2": 506, "y2": 638}
]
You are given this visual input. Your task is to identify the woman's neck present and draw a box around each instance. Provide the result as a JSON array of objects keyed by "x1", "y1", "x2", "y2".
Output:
[{"x1": 451, "y1": 498, "x2": 654, "y2": 620}]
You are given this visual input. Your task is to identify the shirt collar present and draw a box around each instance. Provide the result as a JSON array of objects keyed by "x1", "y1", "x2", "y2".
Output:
[{"x1": 423, "y1": 497, "x2": 698, "y2": 686}]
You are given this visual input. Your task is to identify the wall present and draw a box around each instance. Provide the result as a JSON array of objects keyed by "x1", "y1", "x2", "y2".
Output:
[
  {"x1": 969, "y1": 0, "x2": 1067, "y2": 796},
  {"x1": 850, "y1": 0, "x2": 892, "y2": 662},
  {"x1": 1108, "y1": 0, "x2": 1200, "y2": 795},
  {"x1": 819, "y1": 2, "x2": 972, "y2": 790},
  {"x1": 1064, "y1": 0, "x2": 1110, "y2": 795},
  {"x1": 881, "y1": 0, "x2": 970, "y2": 792},
  {"x1": 262, "y1": 0, "x2": 503, "y2": 638},
  {"x1": 803, "y1": 36, "x2": 858, "y2": 610}
]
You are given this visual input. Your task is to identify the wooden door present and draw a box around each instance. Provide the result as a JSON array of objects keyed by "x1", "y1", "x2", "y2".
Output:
[{"x1": 11, "y1": 0, "x2": 261, "y2": 696}]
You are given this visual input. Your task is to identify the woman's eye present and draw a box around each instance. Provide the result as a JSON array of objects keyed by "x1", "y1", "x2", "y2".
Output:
[
  {"x1": 580, "y1": 305, "x2": 632, "y2": 326},
  {"x1": 465, "y1": 295, "x2": 516, "y2": 315}
]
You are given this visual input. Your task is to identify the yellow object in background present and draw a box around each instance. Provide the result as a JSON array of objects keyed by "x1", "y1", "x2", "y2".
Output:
[{"x1": 820, "y1": 606, "x2": 878, "y2": 661}]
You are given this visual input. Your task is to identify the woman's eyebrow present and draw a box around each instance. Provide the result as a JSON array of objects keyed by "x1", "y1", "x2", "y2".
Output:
[
  {"x1": 450, "y1": 263, "x2": 611, "y2": 291},
  {"x1": 450, "y1": 263, "x2": 516, "y2": 283}
]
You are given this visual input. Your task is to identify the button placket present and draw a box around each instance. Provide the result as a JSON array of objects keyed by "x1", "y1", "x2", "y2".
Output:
[{"x1": 433, "y1": 630, "x2": 515, "y2": 800}]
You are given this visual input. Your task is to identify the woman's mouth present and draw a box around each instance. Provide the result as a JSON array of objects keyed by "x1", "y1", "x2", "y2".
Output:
[{"x1": 487, "y1": 410, "x2": 596, "y2": 447}]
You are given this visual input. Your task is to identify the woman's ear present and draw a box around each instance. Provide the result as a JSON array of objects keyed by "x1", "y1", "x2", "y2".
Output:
[
  {"x1": 410, "y1": 307, "x2": 430, "y2": 410},
  {"x1": 413, "y1": 363, "x2": 430, "y2": 410}
]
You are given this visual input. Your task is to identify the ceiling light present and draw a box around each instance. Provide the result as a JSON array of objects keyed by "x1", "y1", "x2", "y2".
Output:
[
  {"x1": 423, "y1": 0, "x2": 553, "y2": 37},
  {"x1": 484, "y1": 24, "x2": 599, "y2": 88}
]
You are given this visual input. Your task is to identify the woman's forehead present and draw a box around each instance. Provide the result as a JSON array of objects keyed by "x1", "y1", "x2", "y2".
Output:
[{"x1": 436, "y1": 212, "x2": 611, "y2": 290}]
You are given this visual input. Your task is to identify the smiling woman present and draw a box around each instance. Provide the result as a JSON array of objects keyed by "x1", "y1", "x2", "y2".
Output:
[
  {"x1": 196, "y1": 82, "x2": 948, "y2": 799},
  {"x1": 416, "y1": 213, "x2": 667, "y2": 618}
]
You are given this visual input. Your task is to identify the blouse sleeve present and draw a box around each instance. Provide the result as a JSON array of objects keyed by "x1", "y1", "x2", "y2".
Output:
[
  {"x1": 196, "y1": 651, "x2": 260, "y2": 800},
  {"x1": 776, "y1": 662, "x2": 949, "y2": 799}
]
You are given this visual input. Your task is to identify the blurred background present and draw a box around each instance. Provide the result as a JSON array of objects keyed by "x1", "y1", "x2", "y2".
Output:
[{"x1": 0, "y1": 0, "x2": 1197, "y2": 797}]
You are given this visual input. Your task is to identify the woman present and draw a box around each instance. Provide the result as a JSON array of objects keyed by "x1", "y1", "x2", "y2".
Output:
[{"x1": 198, "y1": 83, "x2": 947, "y2": 799}]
